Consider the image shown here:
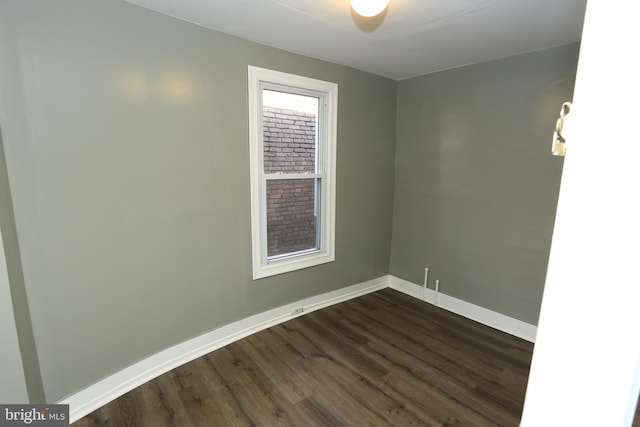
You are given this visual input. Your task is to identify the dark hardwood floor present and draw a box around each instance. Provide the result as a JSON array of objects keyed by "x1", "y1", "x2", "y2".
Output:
[{"x1": 71, "y1": 288, "x2": 640, "y2": 426}]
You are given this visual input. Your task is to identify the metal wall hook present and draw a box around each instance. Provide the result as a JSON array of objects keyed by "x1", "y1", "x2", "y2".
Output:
[{"x1": 552, "y1": 102, "x2": 571, "y2": 157}]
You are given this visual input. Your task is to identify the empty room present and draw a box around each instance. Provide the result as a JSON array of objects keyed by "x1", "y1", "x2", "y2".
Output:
[{"x1": 1, "y1": 0, "x2": 639, "y2": 426}]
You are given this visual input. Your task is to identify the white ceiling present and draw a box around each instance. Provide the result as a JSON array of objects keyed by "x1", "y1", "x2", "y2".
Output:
[{"x1": 124, "y1": 0, "x2": 587, "y2": 80}]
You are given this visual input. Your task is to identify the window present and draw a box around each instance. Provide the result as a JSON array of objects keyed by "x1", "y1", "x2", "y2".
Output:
[{"x1": 248, "y1": 66, "x2": 337, "y2": 279}]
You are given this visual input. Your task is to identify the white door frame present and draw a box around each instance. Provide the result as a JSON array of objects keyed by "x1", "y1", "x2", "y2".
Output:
[{"x1": 521, "y1": 1, "x2": 640, "y2": 426}]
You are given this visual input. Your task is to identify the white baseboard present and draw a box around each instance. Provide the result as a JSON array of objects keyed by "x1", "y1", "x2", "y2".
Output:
[
  {"x1": 61, "y1": 274, "x2": 535, "y2": 423},
  {"x1": 388, "y1": 275, "x2": 537, "y2": 343},
  {"x1": 60, "y1": 276, "x2": 388, "y2": 423}
]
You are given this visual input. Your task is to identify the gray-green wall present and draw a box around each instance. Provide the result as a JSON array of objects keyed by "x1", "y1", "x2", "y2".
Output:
[
  {"x1": 0, "y1": 12, "x2": 47, "y2": 404},
  {"x1": 390, "y1": 44, "x2": 579, "y2": 324},
  {"x1": 0, "y1": 0, "x2": 396, "y2": 401},
  {"x1": 1, "y1": 0, "x2": 580, "y2": 406}
]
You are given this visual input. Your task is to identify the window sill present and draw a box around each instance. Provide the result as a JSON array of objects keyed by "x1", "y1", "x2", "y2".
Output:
[{"x1": 252, "y1": 251, "x2": 335, "y2": 280}]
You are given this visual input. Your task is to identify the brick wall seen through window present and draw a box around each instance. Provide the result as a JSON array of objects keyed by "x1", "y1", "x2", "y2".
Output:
[{"x1": 263, "y1": 106, "x2": 318, "y2": 257}]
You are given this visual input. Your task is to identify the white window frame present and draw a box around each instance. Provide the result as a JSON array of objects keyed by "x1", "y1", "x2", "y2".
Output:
[{"x1": 248, "y1": 66, "x2": 337, "y2": 280}]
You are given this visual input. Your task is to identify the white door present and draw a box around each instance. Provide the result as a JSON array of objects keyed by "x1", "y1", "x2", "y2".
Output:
[{"x1": 520, "y1": 1, "x2": 640, "y2": 426}]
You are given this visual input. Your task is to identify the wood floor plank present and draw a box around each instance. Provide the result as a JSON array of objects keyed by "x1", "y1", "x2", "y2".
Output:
[
  {"x1": 196, "y1": 354, "x2": 257, "y2": 426},
  {"x1": 235, "y1": 334, "x2": 314, "y2": 404},
  {"x1": 75, "y1": 288, "x2": 614, "y2": 426},
  {"x1": 201, "y1": 345, "x2": 304, "y2": 426},
  {"x1": 294, "y1": 396, "x2": 349, "y2": 426},
  {"x1": 288, "y1": 317, "x2": 430, "y2": 425},
  {"x1": 294, "y1": 314, "x2": 389, "y2": 385},
  {"x1": 139, "y1": 374, "x2": 194, "y2": 427},
  {"x1": 366, "y1": 290, "x2": 533, "y2": 364},
  {"x1": 267, "y1": 324, "x2": 392, "y2": 425},
  {"x1": 336, "y1": 300, "x2": 504, "y2": 386},
  {"x1": 346, "y1": 315, "x2": 522, "y2": 425},
  {"x1": 104, "y1": 390, "x2": 145, "y2": 427},
  {"x1": 342, "y1": 293, "x2": 530, "y2": 393},
  {"x1": 374, "y1": 290, "x2": 533, "y2": 358}
]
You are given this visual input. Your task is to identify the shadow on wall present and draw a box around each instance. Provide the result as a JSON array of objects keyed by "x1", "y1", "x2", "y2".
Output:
[{"x1": 0, "y1": 127, "x2": 46, "y2": 403}]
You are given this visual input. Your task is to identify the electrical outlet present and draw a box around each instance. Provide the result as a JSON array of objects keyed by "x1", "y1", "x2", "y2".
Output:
[{"x1": 291, "y1": 306, "x2": 304, "y2": 315}]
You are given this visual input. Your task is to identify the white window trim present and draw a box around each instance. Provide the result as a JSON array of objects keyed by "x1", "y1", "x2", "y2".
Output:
[{"x1": 248, "y1": 66, "x2": 337, "y2": 280}]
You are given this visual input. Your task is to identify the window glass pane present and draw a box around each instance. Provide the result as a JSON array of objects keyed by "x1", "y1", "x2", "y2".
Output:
[
  {"x1": 263, "y1": 89, "x2": 317, "y2": 174},
  {"x1": 266, "y1": 178, "x2": 319, "y2": 257}
]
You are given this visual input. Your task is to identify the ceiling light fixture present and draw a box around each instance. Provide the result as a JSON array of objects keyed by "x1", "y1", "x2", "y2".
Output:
[{"x1": 350, "y1": 0, "x2": 389, "y2": 17}]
